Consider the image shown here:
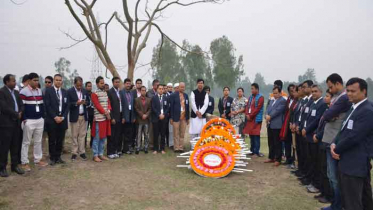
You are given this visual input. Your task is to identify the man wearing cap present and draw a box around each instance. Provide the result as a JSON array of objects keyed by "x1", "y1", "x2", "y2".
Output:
[{"x1": 174, "y1": 83, "x2": 180, "y2": 92}]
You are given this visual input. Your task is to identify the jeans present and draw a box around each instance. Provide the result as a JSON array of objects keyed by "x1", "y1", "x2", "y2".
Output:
[
  {"x1": 326, "y1": 145, "x2": 342, "y2": 210},
  {"x1": 92, "y1": 124, "x2": 106, "y2": 157},
  {"x1": 136, "y1": 124, "x2": 149, "y2": 151},
  {"x1": 250, "y1": 135, "x2": 261, "y2": 155}
]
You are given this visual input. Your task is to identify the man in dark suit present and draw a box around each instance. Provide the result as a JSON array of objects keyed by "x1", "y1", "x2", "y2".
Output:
[
  {"x1": 107, "y1": 77, "x2": 123, "y2": 159},
  {"x1": 120, "y1": 78, "x2": 136, "y2": 155},
  {"x1": 131, "y1": 79, "x2": 143, "y2": 152},
  {"x1": 146, "y1": 79, "x2": 159, "y2": 150},
  {"x1": 67, "y1": 77, "x2": 89, "y2": 161},
  {"x1": 204, "y1": 86, "x2": 215, "y2": 116},
  {"x1": 0, "y1": 74, "x2": 25, "y2": 177},
  {"x1": 218, "y1": 87, "x2": 234, "y2": 120},
  {"x1": 331, "y1": 78, "x2": 373, "y2": 210},
  {"x1": 264, "y1": 87, "x2": 287, "y2": 166},
  {"x1": 301, "y1": 84, "x2": 328, "y2": 193},
  {"x1": 169, "y1": 82, "x2": 189, "y2": 153},
  {"x1": 297, "y1": 80, "x2": 314, "y2": 182},
  {"x1": 44, "y1": 74, "x2": 69, "y2": 165},
  {"x1": 151, "y1": 84, "x2": 169, "y2": 154},
  {"x1": 134, "y1": 86, "x2": 151, "y2": 154}
]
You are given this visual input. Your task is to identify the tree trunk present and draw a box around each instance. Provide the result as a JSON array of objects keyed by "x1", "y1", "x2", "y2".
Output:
[
  {"x1": 127, "y1": 61, "x2": 135, "y2": 81},
  {"x1": 107, "y1": 62, "x2": 120, "y2": 79}
]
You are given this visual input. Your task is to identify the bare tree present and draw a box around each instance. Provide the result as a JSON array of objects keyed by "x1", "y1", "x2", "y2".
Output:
[{"x1": 64, "y1": 0, "x2": 225, "y2": 80}]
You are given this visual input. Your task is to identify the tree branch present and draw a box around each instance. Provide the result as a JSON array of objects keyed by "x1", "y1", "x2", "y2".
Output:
[{"x1": 10, "y1": 0, "x2": 27, "y2": 5}]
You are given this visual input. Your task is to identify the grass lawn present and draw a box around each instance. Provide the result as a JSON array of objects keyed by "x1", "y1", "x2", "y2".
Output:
[{"x1": 0, "y1": 135, "x2": 329, "y2": 210}]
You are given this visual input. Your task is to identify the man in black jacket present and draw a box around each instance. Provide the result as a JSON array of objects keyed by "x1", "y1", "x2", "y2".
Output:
[
  {"x1": 68, "y1": 77, "x2": 89, "y2": 161},
  {"x1": 0, "y1": 74, "x2": 25, "y2": 177},
  {"x1": 85, "y1": 81, "x2": 94, "y2": 148},
  {"x1": 107, "y1": 77, "x2": 123, "y2": 158},
  {"x1": 151, "y1": 84, "x2": 169, "y2": 154},
  {"x1": 44, "y1": 74, "x2": 69, "y2": 165},
  {"x1": 331, "y1": 78, "x2": 373, "y2": 210}
]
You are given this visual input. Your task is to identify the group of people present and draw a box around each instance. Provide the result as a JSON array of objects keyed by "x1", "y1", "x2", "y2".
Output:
[
  {"x1": 261, "y1": 74, "x2": 373, "y2": 210},
  {"x1": 0, "y1": 72, "x2": 372, "y2": 210},
  {"x1": 0, "y1": 74, "x2": 213, "y2": 176}
]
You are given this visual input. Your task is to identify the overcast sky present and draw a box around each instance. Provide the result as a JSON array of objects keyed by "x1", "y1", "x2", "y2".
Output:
[{"x1": 1, "y1": 0, "x2": 372, "y2": 86}]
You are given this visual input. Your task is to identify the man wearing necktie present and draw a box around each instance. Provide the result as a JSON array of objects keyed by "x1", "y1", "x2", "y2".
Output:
[
  {"x1": 0, "y1": 74, "x2": 25, "y2": 177},
  {"x1": 44, "y1": 74, "x2": 69, "y2": 165},
  {"x1": 151, "y1": 84, "x2": 169, "y2": 154},
  {"x1": 331, "y1": 78, "x2": 373, "y2": 210},
  {"x1": 120, "y1": 78, "x2": 136, "y2": 155}
]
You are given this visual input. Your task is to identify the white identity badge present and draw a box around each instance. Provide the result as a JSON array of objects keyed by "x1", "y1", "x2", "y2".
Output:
[
  {"x1": 36, "y1": 105, "x2": 40, "y2": 113},
  {"x1": 305, "y1": 107, "x2": 309, "y2": 113},
  {"x1": 347, "y1": 120, "x2": 354, "y2": 130},
  {"x1": 164, "y1": 101, "x2": 167, "y2": 105},
  {"x1": 129, "y1": 105, "x2": 132, "y2": 110},
  {"x1": 64, "y1": 97, "x2": 67, "y2": 103},
  {"x1": 209, "y1": 102, "x2": 212, "y2": 106},
  {"x1": 227, "y1": 102, "x2": 230, "y2": 107},
  {"x1": 311, "y1": 110, "x2": 316, "y2": 117},
  {"x1": 304, "y1": 121, "x2": 307, "y2": 128},
  {"x1": 186, "y1": 100, "x2": 188, "y2": 104},
  {"x1": 59, "y1": 106, "x2": 62, "y2": 113},
  {"x1": 161, "y1": 109, "x2": 164, "y2": 114},
  {"x1": 181, "y1": 106, "x2": 184, "y2": 112}
]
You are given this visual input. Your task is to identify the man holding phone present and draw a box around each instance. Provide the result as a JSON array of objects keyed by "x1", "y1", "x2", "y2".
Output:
[{"x1": 68, "y1": 77, "x2": 89, "y2": 161}]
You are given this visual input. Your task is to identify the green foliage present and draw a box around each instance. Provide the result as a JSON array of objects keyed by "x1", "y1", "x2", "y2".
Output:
[
  {"x1": 54, "y1": 57, "x2": 79, "y2": 89},
  {"x1": 367, "y1": 77, "x2": 373, "y2": 99},
  {"x1": 151, "y1": 38, "x2": 185, "y2": 85},
  {"x1": 210, "y1": 36, "x2": 244, "y2": 89},
  {"x1": 298, "y1": 68, "x2": 317, "y2": 83}
]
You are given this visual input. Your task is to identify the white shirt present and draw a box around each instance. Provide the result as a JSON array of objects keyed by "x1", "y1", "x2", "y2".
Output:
[
  {"x1": 54, "y1": 86, "x2": 62, "y2": 113},
  {"x1": 115, "y1": 88, "x2": 122, "y2": 113},
  {"x1": 190, "y1": 91, "x2": 209, "y2": 116},
  {"x1": 75, "y1": 87, "x2": 84, "y2": 114},
  {"x1": 341, "y1": 98, "x2": 368, "y2": 130},
  {"x1": 313, "y1": 97, "x2": 323, "y2": 104}
]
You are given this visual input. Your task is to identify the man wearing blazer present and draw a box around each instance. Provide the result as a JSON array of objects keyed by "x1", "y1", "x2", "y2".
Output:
[
  {"x1": 120, "y1": 78, "x2": 136, "y2": 155},
  {"x1": 218, "y1": 87, "x2": 234, "y2": 121},
  {"x1": 134, "y1": 86, "x2": 151, "y2": 154},
  {"x1": 169, "y1": 82, "x2": 190, "y2": 153},
  {"x1": 107, "y1": 77, "x2": 123, "y2": 159},
  {"x1": 151, "y1": 84, "x2": 169, "y2": 154},
  {"x1": 44, "y1": 74, "x2": 69, "y2": 165},
  {"x1": 0, "y1": 74, "x2": 25, "y2": 177},
  {"x1": 331, "y1": 78, "x2": 373, "y2": 210},
  {"x1": 301, "y1": 85, "x2": 328, "y2": 193},
  {"x1": 68, "y1": 77, "x2": 89, "y2": 161},
  {"x1": 264, "y1": 87, "x2": 286, "y2": 166}
]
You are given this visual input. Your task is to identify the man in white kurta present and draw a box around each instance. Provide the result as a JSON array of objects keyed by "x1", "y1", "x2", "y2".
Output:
[{"x1": 189, "y1": 79, "x2": 209, "y2": 148}]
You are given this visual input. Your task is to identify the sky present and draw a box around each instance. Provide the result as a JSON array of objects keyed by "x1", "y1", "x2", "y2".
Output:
[{"x1": 1, "y1": 0, "x2": 372, "y2": 86}]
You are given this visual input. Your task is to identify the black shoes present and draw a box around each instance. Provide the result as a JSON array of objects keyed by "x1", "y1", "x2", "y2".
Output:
[
  {"x1": 80, "y1": 154, "x2": 87, "y2": 160},
  {"x1": 56, "y1": 158, "x2": 66, "y2": 164},
  {"x1": 49, "y1": 160, "x2": 57, "y2": 166},
  {"x1": 11, "y1": 166, "x2": 25, "y2": 175},
  {"x1": 71, "y1": 154, "x2": 77, "y2": 161},
  {"x1": 135, "y1": 151, "x2": 139, "y2": 155},
  {"x1": 0, "y1": 169, "x2": 9, "y2": 177},
  {"x1": 144, "y1": 150, "x2": 148, "y2": 154}
]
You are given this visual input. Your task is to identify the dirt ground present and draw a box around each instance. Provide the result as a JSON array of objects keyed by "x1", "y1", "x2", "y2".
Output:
[{"x1": 0, "y1": 129, "x2": 330, "y2": 210}]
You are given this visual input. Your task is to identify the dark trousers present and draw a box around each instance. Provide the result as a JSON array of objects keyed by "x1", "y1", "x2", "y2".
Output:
[
  {"x1": 120, "y1": 123, "x2": 134, "y2": 153},
  {"x1": 107, "y1": 122, "x2": 122, "y2": 155},
  {"x1": 295, "y1": 134, "x2": 302, "y2": 169},
  {"x1": 132, "y1": 123, "x2": 138, "y2": 148},
  {"x1": 339, "y1": 171, "x2": 373, "y2": 210},
  {"x1": 17, "y1": 126, "x2": 23, "y2": 164},
  {"x1": 267, "y1": 128, "x2": 282, "y2": 162},
  {"x1": 86, "y1": 114, "x2": 93, "y2": 148},
  {"x1": 319, "y1": 143, "x2": 333, "y2": 199},
  {"x1": 0, "y1": 125, "x2": 20, "y2": 169},
  {"x1": 153, "y1": 119, "x2": 167, "y2": 152},
  {"x1": 47, "y1": 122, "x2": 66, "y2": 161},
  {"x1": 250, "y1": 135, "x2": 261, "y2": 155},
  {"x1": 305, "y1": 142, "x2": 320, "y2": 187},
  {"x1": 165, "y1": 118, "x2": 169, "y2": 146},
  {"x1": 299, "y1": 137, "x2": 309, "y2": 174},
  {"x1": 284, "y1": 129, "x2": 293, "y2": 164}
]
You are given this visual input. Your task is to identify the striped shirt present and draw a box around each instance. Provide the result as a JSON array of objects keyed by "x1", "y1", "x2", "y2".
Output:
[{"x1": 20, "y1": 86, "x2": 44, "y2": 120}]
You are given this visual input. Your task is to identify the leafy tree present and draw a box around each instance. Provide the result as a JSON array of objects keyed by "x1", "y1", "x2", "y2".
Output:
[
  {"x1": 55, "y1": 57, "x2": 79, "y2": 89},
  {"x1": 366, "y1": 77, "x2": 373, "y2": 99},
  {"x1": 0, "y1": 76, "x2": 3, "y2": 87},
  {"x1": 298, "y1": 68, "x2": 317, "y2": 83},
  {"x1": 151, "y1": 38, "x2": 184, "y2": 85},
  {"x1": 210, "y1": 36, "x2": 244, "y2": 89}
]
